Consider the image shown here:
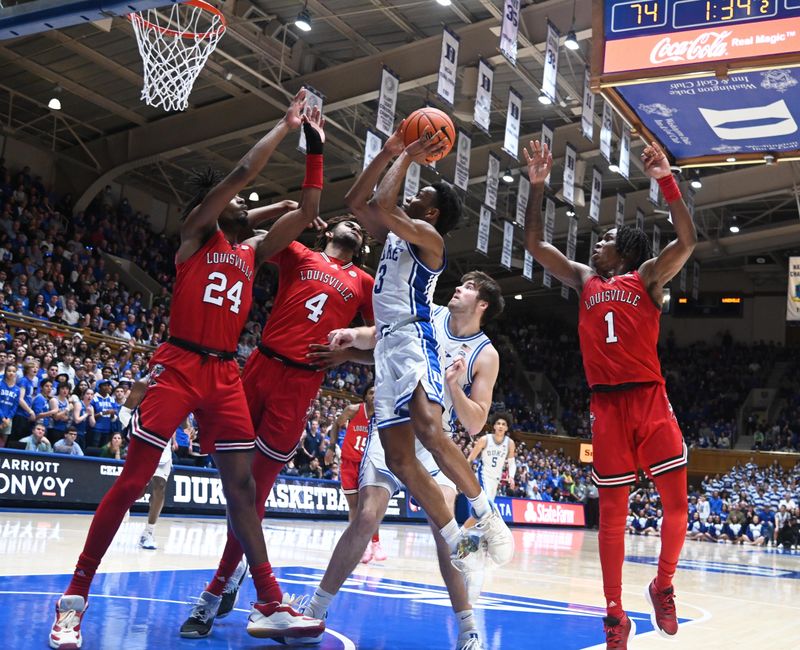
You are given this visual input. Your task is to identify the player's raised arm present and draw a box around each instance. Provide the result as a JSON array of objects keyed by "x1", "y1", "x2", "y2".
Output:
[
  {"x1": 638, "y1": 142, "x2": 697, "y2": 289},
  {"x1": 344, "y1": 121, "x2": 406, "y2": 244},
  {"x1": 506, "y1": 438, "x2": 517, "y2": 490},
  {"x1": 368, "y1": 133, "x2": 449, "y2": 260},
  {"x1": 523, "y1": 140, "x2": 593, "y2": 291},
  {"x1": 445, "y1": 345, "x2": 499, "y2": 436},
  {"x1": 178, "y1": 88, "x2": 307, "y2": 262},
  {"x1": 466, "y1": 435, "x2": 487, "y2": 463},
  {"x1": 252, "y1": 108, "x2": 326, "y2": 265}
]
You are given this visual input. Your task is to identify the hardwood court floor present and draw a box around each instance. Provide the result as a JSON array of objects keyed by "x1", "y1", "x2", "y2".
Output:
[{"x1": 1, "y1": 511, "x2": 797, "y2": 649}]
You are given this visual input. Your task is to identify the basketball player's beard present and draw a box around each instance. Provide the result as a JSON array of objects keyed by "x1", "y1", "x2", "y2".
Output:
[{"x1": 331, "y1": 231, "x2": 360, "y2": 253}]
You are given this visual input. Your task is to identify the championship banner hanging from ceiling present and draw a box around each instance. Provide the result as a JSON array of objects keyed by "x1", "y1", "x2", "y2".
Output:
[
  {"x1": 589, "y1": 167, "x2": 602, "y2": 223},
  {"x1": 541, "y1": 122, "x2": 554, "y2": 187},
  {"x1": 619, "y1": 123, "x2": 631, "y2": 179},
  {"x1": 454, "y1": 129, "x2": 472, "y2": 191},
  {"x1": 636, "y1": 207, "x2": 645, "y2": 231},
  {"x1": 581, "y1": 67, "x2": 595, "y2": 141},
  {"x1": 376, "y1": 66, "x2": 399, "y2": 137},
  {"x1": 474, "y1": 58, "x2": 493, "y2": 134},
  {"x1": 600, "y1": 100, "x2": 613, "y2": 162},
  {"x1": 363, "y1": 129, "x2": 382, "y2": 171},
  {"x1": 788, "y1": 257, "x2": 800, "y2": 322},
  {"x1": 503, "y1": 88, "x2": 522, "y2": 159},
  {"x1": 563, "y1": 143, "x2": 577, "y2": 206},
  {"x1": 499, "y1": 0, "x2": 521, "y2": 66},
  {"x1": 523, "y1": 249, "x2": 534, "y2": 280},
  {"x1": 589, "y1": 230, "x2": 598, "y2": 265},
  {"x1": 541, "y1": 21, "x2": 560, "y2": 104},
  {"x1": 298, "y1": 87, "x2": 323, "y2": 153},
  {"x1": 692, "y1": 260, "x2": 700, "y2": 301},
  {"x1": 477, "y1": 205, "x2": 491, "y2": 255},
  {"x1": 404, "y1": 161, "x2": 420, "y2": 200},
  {"x1": 649, "y1": 176, "x2": 660, "y2": 206},
  {"x1": 652, "y1": 223, "x2": 661, "y2": 256},
  {"x1": 515, "y1": 174, "x2": 530, "y2": 227},
  {"x1": 485, "y1": 152, "x2": 501, "y2": 210},
  {"x1": 437, "y1": 27, "x2": 460, "y2": 105},
  {"x1": 501, "y1": 221, "x2": 514, "y2": 270},
  {"x1": 615, "y1": 193, "x2": 626, "y2": 228}
]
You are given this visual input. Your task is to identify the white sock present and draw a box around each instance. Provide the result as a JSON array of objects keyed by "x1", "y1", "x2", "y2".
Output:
[
  {"x1": 456, "y1": 609, "x2": 476, "y2": 636},
  {"x1": 118, "y1": 406, "x2": 133, "y2": 428},
  {"x1": 308, "y1": 587, "x2": 335, "y2": 619},
  {"x1": 440, "y1": 519, "x2": 461, "y2": 553},
  {"x1": 468, "y1": 492, "x2": 491, "y2": 519},
  {"x1": 144, "y1": 523, "x2": 154, "y2": 535}
]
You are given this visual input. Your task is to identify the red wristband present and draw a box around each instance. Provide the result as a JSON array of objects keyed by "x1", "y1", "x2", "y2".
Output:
[
  {"x1": 303, "y1": 154, "x2": 323, "y2": 189},
  {"x1": 657, "y1": 174, "x2": 681, "y2": 203}
]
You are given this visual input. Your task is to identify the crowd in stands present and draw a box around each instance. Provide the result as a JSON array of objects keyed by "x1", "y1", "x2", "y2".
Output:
[{"x1": 624, "y1": 460, "x2": 800, "y2": 549}]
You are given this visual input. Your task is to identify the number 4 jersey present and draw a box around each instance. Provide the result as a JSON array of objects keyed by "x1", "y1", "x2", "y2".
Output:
[
  {"x1": 578, "y1": 271, "x2": 664, "y2": 388},
  {"x1": 261, "y1": 241, "x2": 374, "y2": 363},
  {"x1": 170, "y1": 230, "x2": 255, "y2": 351}
]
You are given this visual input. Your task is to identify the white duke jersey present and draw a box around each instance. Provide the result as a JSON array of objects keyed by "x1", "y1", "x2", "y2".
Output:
[
  {"x1": 432, "y1": 305, "x2": 492, "y2": 435},
  {"x1": 481, "y1": 435, "x2": 511, "y2": 482},
  {"x1": 373, "y1": 232, "x2": 443, "y2": 331}
]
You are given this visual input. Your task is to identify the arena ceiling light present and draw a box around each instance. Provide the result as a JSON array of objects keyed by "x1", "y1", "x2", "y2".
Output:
[
  {"x1": 502, "y1": 169, "x2": 514, "y2": 183},
  {"x1": 435, "y1": 0, "x2": 453, "y2": 6},
  {"x1": 294, "y1": 3, "x2": 312, "y2": 32},
  {"x1": 726, "y1": 157, "x2": 737, "y2": 163},
  {"x1": 566, "y1": 209, "x2": 576, "y2": 217},
  {"x1": 729, "y1": 217, "x2": 740, "y2": 234},
  {"x1": 564, "y1": 1, "x2": 580, "y2": 50},
  {"x1": 514, "y1": 294, "x2": 522, "y2": 300},
  {"x1": 47, "y1": 86, "x2": 62, "y2": 111},
  {"x1": 608, "y1": 161, "x2": 620, "y2": 174},
  {"x1": 538, "y1": 92, "x2": 552, "y2": 105},
  {"x1": 690, "y1": 172, "x2": 702, "y2": 190},
  {"x1": 248, "y1": 191, "x2": 259, "y2": 202}
]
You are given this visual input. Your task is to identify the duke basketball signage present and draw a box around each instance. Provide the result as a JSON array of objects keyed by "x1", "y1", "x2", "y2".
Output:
[{"x1": 617, "y1": 68, "x2": 800, "y2": 159}]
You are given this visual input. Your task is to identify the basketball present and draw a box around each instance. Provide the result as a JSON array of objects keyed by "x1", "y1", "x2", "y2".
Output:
[{"x1": 402, "y1": 107, "x2": 456, "y2": 162}]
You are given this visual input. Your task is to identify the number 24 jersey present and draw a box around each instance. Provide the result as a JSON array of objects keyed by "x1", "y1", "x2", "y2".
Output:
[{"x1": 261, "y1": 242, "x2": 374, "y2": 364}]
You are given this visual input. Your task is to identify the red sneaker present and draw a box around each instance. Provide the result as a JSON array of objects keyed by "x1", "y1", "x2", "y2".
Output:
[
  {"x1": 646, "y1": 579, "x2": 678, "y2": 636},
  {"x1": 246, "y1": 594, "x2": 325, "y2": 639},
  {"x1": 602, "y1": 613, "x2": 632, "y2": 649}
]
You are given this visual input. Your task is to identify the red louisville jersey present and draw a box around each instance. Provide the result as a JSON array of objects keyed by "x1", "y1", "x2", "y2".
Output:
[
  {"x1": 170, "y1": 230, "x2": 255, "y2": 352},
  {"x1": 261, "y1": 242, "x2": 374, "y2": 363},
  {"x1": 578, "y1": 271, "x2": 664, "y2": 388},
  {"x1": 341, "y1": 403, "x2": 370, "y2": 463}
]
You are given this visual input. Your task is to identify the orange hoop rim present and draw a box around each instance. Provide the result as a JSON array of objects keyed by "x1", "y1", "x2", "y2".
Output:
[{"x1": 128, "y1": 0, "x2": 227, "y2": 40}]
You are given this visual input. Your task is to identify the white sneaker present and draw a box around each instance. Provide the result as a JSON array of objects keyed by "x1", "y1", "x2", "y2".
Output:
[
  {"x1": 473, "y1": 505, "x2": 514, "y2": 566},
  {"x1": 457, "y1": 631, "x2": 485, "y2": 650},
  {"x1": 179, "y1": 590, "x2": 221, "y2": 638},
  {"x1": 371, "y1": 540, "x2": 388, "y2": 562},
  {"x1": 49, "y1": 595, "x2": 87, "y2": 649},
  {"x1": 291, "y1": 602, "x2": 328, "y2": 646},
  {"x1": 138, "y1": 529, "x2": 157, "y2": 550},
  {"x1": 247, "y1": 593, "x2": 325, "y2": 640},
  {"x1": 462, "y1": 549, "x2": 486, "y2": 604},
  {"x1": 450, "y1": 530, "x2": 485, "y2": 573}
]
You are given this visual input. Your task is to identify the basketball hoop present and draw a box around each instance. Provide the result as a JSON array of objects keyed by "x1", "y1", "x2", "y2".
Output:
[{"x1": 129, "y1": 0, "x2": 226, "y2": 113}]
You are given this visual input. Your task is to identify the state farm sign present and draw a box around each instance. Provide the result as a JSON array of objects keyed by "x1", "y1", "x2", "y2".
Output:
[{"x1": 511, "y1": 500, "x2": 586, "y2": 527}]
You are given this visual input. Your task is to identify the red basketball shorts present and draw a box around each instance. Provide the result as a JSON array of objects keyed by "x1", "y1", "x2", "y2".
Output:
[
  {"x1": 134, "y1": 343, "x2": 255, "y2": 454},
  {"x1": 589, "y1": 382, "x2": 687, "y2": 488},
  {"x1": 242, "y1": 351, "x2": 325, "y2": 464},
  {"x1": 340, "y1": 456, "x2": 361, "y2": 494}
]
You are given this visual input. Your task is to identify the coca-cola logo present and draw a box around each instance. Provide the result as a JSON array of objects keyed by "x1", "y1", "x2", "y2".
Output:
[{"x1": 650, "y1": 31, "x2": 732, "y2": 65}]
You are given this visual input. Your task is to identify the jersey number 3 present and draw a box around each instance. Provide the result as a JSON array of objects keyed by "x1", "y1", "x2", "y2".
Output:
[{"x1": 203, "y1": 272, "x2": 243, "y2": 314}]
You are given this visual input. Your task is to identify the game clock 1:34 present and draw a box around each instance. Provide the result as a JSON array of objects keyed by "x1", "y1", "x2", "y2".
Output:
[{"x1": 673, "y1": 0, "x2": 778, "y2": 29}]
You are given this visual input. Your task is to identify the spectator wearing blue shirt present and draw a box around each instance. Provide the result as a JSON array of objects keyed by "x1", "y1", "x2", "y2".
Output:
[
  {"x1": 12, "y1": 360, "x2": 38, "y2": 440},
  {"x1": 32, "y1": 378, "x2": 55, "y2": 430},
  {"x1": 90, "y1": 380, "x2": 118, "y2": 447},
  {"x1": 72, "y1": 388, "x2": 96, "y2": 449},
  {"x1": 0, "y1": 363, "x2": 20, "y2": 444},
  {"x1": 48, "y1": 381, "x2": 72, "y2": 440},
  {"x1": 54, "y1": 427, "x2": 84, "y2": 456}
]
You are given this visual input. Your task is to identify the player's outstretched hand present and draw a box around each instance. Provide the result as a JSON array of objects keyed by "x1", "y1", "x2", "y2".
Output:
[
  {"x1": 523, "y1": 140, "x2": 553, "y2": 185},
  {"x1": 302, "y1": 105, "x2": 326, "y2": 144},
  {"x1": 327, "y1": 328, "x2": 357, "y2": 349},
  {"x1": 309, "y1": 216, "x2": 327, "y2": 231},
  {"x1": 641, "y1": 141, "x2": 671, "y2": 179},
  {"x1": 445, "y1": 356, "x2": 467, "y2": 386},
  {"x1": 307, "y1": 343, "x2": 348, "y2": 369},
  {"x1": 405, "y1": 127, "x2": 448, "y2": 164},
  {"x1": 383, "y1": 119, "x2": 406, "y2": 157},
  {"x1": 284, "y1": 88, "x2": 307, "y2": 130}
]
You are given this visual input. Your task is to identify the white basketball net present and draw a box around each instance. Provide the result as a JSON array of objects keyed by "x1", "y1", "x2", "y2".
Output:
[{"x1": 129, "y1": 1, "x2": 226, "y2": 113}]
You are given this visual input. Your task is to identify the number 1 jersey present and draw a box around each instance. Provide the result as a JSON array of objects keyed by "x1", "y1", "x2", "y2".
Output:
[
  {"x1": 578, "y1": 271, "x2": 664, "y2": 388},
  {"x1": 170, "y1": 230, "x2": 255, "y2": 352},
  {"x1": 261, "y1": 241, "x2": 374, "y2": 364}
]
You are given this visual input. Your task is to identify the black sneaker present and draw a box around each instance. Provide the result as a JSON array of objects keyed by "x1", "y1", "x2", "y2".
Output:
[
  {"x1": 180, "y1": 591, "x2": 221, "y2": 638},
  {"x1": 217, "y1": 559, "x2": 248, "y2": 619}
]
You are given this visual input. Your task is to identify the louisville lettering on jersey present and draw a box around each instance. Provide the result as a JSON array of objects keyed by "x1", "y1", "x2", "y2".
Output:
[
  {"x1": 298, "y1": 269, "x2": 355, "y2": 302},
  {"x1": 206, "y1": 251, "x2": 254, "y2": 281},
  {"x1": 583, "y1": 287, "x2": 641, "y2": 310}
]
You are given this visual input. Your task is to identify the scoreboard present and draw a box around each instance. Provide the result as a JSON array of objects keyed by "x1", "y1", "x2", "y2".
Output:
[{"x1": 597, "y1": 0, "x2": 800, "y2": 78}]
